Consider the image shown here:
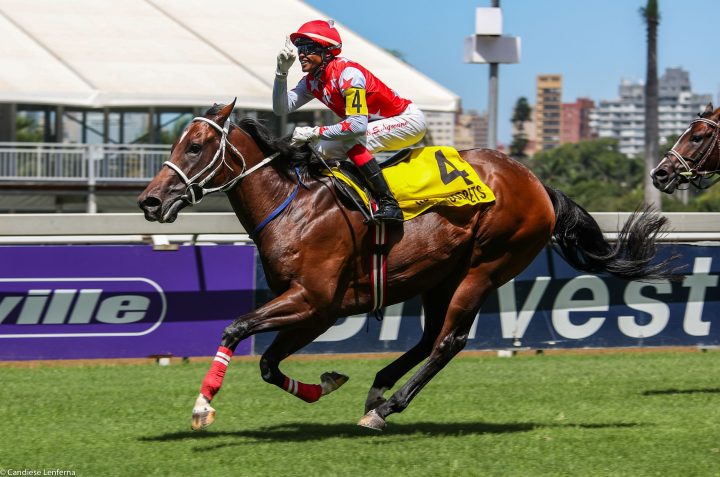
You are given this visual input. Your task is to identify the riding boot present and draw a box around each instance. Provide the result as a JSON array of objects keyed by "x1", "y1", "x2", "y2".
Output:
[{"x1": 358, "y1": 159, "x2": 404, "y2": 223}]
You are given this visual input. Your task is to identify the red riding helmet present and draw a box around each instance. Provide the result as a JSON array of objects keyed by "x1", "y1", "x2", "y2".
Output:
[{"x1": 290, "y1": 20, "x2": 342, "y2": 56}]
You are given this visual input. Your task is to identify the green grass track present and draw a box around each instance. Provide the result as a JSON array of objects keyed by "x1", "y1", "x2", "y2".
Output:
[{"x1": 0, "y1": 351, "x2": 718, "y2": 476}]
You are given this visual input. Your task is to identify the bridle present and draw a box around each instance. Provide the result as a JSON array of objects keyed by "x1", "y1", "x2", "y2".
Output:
[
  {"x1": 664, "y1": 116, "x2": 720, "y2": 189},
  {"x1": 163, "y1": 116, "x2": 279, "y2": 204}
]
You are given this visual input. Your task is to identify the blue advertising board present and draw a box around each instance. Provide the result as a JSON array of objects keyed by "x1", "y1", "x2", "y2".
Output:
[{"x1": 254, "y1": 244, "x2": 720, "y2": 353}]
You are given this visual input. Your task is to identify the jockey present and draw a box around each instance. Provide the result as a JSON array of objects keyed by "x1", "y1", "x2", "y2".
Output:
[{"x1": 272, "y1": 19, "x2": 427, "y2": 223}]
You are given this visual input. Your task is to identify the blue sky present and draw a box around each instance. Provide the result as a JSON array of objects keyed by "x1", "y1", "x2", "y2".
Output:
[{"x1": 303, "y1": 0, "x2": 720, "y2": 145}]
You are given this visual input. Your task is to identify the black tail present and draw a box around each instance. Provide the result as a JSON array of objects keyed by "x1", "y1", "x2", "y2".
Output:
[{"x1": 544, "y1": 185, "x2": 680, "y2": 281}]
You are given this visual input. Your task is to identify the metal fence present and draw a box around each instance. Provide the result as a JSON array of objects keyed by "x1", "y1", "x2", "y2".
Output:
[{"x1": 0, "y1": 142, "x2": 170, "y2": 183}]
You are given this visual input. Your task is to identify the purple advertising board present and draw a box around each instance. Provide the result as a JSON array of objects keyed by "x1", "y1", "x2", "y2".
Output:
[{"x1": 0, "y1": 244, "x2": 256, "y2": 360}]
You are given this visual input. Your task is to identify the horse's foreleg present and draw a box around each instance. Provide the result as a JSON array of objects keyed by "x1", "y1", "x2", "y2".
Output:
[
  {"x1": 260, "y1": 328, "x2": 348, "y2": 403},
  {"x1": 191, "y1": 285, "x2": 314, "y2": 431},
  {"x1": 364, "y1": 288, "x2": 450, "y2": 413}
]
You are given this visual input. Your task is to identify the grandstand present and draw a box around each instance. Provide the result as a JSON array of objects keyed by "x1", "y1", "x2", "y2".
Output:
[{"x1": 0, "y1": 0, "x2": 458, "y2": 212}]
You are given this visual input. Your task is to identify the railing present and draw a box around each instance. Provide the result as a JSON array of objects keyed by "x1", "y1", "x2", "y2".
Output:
[
  {"x1": 0, "y1": 142, "x2": 170, "y2": 183},
  {"x1": 1, "y1": 212, "x2": 719, "y2": 246}
]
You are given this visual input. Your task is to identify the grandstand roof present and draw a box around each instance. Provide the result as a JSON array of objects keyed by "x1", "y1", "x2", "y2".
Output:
[{"x1": 0, "y1": 0, "x2": 459, "y2": 111}]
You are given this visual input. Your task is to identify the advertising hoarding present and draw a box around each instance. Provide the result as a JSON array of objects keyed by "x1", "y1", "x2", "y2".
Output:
[
  {"x1": 0, "y1": 245, "x2": 255, "y2": 360},
  {"x1": 1, "y1": 243, "x2": 717, "y2": 360},
  {"x1": 255, "y1": 245, "x2": 719, "y2": 353}
]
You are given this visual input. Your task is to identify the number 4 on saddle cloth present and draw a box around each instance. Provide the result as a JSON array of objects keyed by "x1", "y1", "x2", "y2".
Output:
[{"x1": 324, "y1": 146, "x2": 496, "y2": 221}]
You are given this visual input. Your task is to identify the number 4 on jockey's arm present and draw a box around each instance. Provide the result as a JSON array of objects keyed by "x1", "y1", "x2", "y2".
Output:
[{"x1": 272, "y1": 19, "x2": 428, "y2": 224}]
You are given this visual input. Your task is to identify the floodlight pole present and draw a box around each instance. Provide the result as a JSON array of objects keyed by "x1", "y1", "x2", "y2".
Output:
[
  {"x1": 488, "y1": 65, "x2": 499, "y2": 150},
  {"x1": 487, "y1": 0, "x2": 499, "y2": 150},
  {"x1": 464, "y1": 3, "x2": 519, "y2": 151}
]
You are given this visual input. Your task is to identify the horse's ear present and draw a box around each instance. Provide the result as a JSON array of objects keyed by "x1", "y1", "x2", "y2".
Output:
[
  {"x1": 210, "y1": 98, "x2": 237, "y2": 126},
  {"x1": 703, "y1": 102, "x2": 714, "y2": 117}
]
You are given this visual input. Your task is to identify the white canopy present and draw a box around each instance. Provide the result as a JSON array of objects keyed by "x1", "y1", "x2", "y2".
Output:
[{"x1": 0, "y1": 0, "x2": 459, "y2": 112}]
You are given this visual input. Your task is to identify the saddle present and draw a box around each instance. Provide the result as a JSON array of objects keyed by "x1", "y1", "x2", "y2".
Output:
[
  {"x1": 322, "y1": 146, "x2": 495, "y2": 222},
  {"x1": 328, "y1": 149, "x2": 411, "y2": 218}
]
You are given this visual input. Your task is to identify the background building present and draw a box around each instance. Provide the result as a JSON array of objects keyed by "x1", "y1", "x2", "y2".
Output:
[
  {"x1": 424, "y1": 111, "x2": 457, "y2": 147},
  {"x1": 535, "y1": 74, "x2": 562, "y2": 151},
  {"x1": 454, "y1": 109, "x2": 488, "y2": 150},
  {"x1": 560, "y1": 98, "x2": 595, "y2": 144},
  {"x1": 591, "y1": 67, "x2": 712, "y2": 156}
]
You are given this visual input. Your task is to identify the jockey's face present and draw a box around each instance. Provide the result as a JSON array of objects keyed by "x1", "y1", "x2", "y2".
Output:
[
  {"x1": 299, "y1": 52, "x2": 322, "y2": 75},
  {"x1": 296, "y1": 41, "x2": 324, "y2": 75}
]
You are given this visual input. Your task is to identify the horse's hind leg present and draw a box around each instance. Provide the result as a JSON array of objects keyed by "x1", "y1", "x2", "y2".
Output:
[
  {"x1": 364, "y1": 285, "x2": 451, "y2": 413},
  {"x1": 260, "y1": 327, "x2": 349, "y2": 403},
  {"x1": 358, "y1": 269, "x2": 493, "y2": 431}
]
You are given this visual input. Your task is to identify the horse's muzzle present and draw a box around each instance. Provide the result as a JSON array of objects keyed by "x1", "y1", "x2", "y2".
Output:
[
  {"x1": 650, "y1": 165, "x2": 678, "y2": 194},
  {"x1": 138, "y1": 195, "x2": 162, "y2": 222},
  {"x1": 138, "y1": 194, "x2": 187, "y2": 223}
]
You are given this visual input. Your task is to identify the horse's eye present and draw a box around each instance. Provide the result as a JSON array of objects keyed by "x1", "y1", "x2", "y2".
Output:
[
  {"x1": 691, "y1": 134, "x2": 704, "y2": 143},
  {"x1": 188, "y1": 143, "x2": 202, "y2": 154}
]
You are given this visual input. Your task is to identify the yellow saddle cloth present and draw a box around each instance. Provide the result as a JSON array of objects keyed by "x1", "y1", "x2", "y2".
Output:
[{"x1": 328, "y1": 146, "x2": 495, "y2": 221}]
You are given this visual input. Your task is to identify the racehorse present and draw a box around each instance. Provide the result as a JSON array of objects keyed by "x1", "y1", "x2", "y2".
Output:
[
  {"x1": 651, "y1": 103, "x2": 720, "y2": 193},
  {"x1": 139, "y1": 100, "x2": 676, "y2": 432}
]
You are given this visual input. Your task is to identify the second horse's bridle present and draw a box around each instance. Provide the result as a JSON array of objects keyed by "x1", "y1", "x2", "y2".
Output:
[{"x1": 664, "y1": 116, "x2": 720, "y2": 189}]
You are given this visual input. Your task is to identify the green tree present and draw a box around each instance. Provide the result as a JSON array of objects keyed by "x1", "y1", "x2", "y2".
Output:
[
  {"x1": 384, "y1": 49, "x2": 408, "y2": 64},
  {"x1": 16, "y1": 115, "x2": 42, "y2": 142},
  {"x1": 510, "y1": 97, "x2": 532, "y2": 159},
  {"x1": 526, "y1": 135, "x2": 720, "y2": 212},
  {"x1": 159, "y1": 114, "x2": 192, "y2": 144},
  {"x1": 529, "y1": 138, "x2": 645, "y2": 211}
]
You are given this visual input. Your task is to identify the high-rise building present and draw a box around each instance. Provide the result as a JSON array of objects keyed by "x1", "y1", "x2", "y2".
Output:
[
  {"x1": 423, "y1": 111, "x2": 456, "y2": 147},
  {"x1": 454, "y1": 110, "x2": 488, "y2": 150},
  {"x1": 535, "y1": 74, "x2": 562, "y2": 151},
  {"x1": 591, "y1": 67, "x2": 712, "y2": 157},
  {"x1": 560, "y1": 98, "x2": 595, "y2": 144}
]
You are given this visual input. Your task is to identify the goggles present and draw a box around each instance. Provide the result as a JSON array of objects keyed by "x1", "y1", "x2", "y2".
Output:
[{"x1": 295, "y1": 40, "x2": 324, "y2": 56}]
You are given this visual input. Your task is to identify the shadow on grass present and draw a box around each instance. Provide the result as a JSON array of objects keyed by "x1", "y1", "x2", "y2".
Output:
[
  {"x1": 140, "y1": 420, "x2": 643, "y2": 450},
  {"x1": 642, "y1": 387, "x2": 720, "y2": 396}
]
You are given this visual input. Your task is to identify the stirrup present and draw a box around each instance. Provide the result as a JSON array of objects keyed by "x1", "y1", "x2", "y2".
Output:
[{"x1": 373, "y1": 204, "x2": 403, "y2": 223}]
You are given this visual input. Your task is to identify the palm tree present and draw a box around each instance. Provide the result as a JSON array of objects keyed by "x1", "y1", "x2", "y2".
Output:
[{"x1": 641, "y1": 0, "x2": 662, "y2": 209}]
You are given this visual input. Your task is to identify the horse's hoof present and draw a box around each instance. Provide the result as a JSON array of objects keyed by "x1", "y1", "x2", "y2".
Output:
[
  {"x1": 191, "y1": 393, "x2": 216, "y2": 431},
  {"x1": 357, "y1": 409, "x2": 386, "y2": 431},
  {"x1": 320, "y1": 371, "x2": 349, "y2": 396},
  {"x1": 364, "y1": 397, "x2": 386, "y2": 414}
]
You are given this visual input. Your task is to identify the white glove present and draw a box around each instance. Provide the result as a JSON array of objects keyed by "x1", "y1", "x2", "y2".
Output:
[
  {"x1": 276, "y1": 36, "x2": 296, "y2": 76},
  {"x1": 291, "y1": 126, "x2": 320, "y2": 145}
]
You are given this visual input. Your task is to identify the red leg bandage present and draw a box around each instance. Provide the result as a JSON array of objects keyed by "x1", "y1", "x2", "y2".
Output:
[
  {"x1": 200, "y1": 346, "x2": 233, "y2": 401},
  {"x1": 347, "y1": 144, "x2": 374, "y2": 167},
  {"x1": 282, "y1": 377, "x2": 322, "y2": 403}
]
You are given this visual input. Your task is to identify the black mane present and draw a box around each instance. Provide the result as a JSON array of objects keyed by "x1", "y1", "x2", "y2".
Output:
[{"x1": 236, "y1": 118, "x2": 313, "y2": 170}]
